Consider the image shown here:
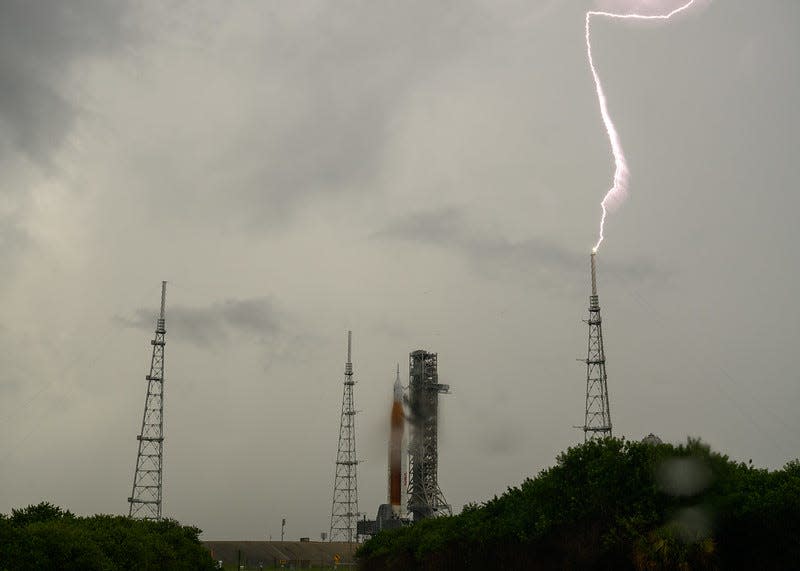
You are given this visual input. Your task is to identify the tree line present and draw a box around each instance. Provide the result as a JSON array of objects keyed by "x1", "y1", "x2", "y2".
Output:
[
  {"x1": 0, "y1": 503, "x2": 215, "y2": 570},
  {"x1": 357, "y1": 438, "x2": 800, "y2": 570}
]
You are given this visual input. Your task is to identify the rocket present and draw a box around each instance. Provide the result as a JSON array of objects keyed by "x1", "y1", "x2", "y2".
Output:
[{"x1": 389, "y1": 364, "x2": 404, "y2": 515}]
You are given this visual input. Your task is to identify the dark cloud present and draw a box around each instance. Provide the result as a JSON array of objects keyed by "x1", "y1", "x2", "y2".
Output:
[
  {"x1": 0, "y1": 1, "x2": 135, "y2": 275},
  {"x1": 376, "y1": 207, "x2": 664, "y2": 290},
  {"x1": 0, "y1": 1, "x2": 133, "y2": 165},
  {"x1": 117, "y1": 297, "x2": 283, "y2": 348}
]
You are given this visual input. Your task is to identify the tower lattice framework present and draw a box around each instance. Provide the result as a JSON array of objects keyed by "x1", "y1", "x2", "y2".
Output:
[
  {"x1": 330, "y1": 331, "x2": 359, "y2": 542},
  {"x1": 128, "y1": 281, "x2": 167, "y2": 519},
  {"x1": 583, "y1": 253, "x2": 612, "y2": 441},
  {"x1": 407, "y1": 350, "x2": 450, "y2": 521}
]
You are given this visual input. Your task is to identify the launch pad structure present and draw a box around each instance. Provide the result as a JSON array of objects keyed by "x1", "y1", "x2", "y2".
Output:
[
  {"x1": 407, "y1": 350, "x2": 451, "y2": 521},
  {"x1": 359, "y1": 350, "x2": 450, "y2": 537}
]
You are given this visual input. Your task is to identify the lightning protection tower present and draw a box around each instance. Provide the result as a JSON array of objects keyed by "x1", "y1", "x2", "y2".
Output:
[
  {"x1": 407, "y1": 350, "x2": 450, "y2": 521},
  {"x1": 128, "y1": 281, "x2": 167, "y2": 519},
  {"x1": 329, "y1": 331, "x2": 359, "y2": 542},
  {"x1": 583, "y1": 253, "x2": 612, "y2": 441}
]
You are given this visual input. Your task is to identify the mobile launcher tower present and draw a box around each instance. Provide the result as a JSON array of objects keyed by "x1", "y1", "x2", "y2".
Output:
[
  {"x1": 407, "y1": 350, "x2": 451, "y2": 521},
  {"x1": 358, "y1": 350, "x2": 450, "y2": 538}
]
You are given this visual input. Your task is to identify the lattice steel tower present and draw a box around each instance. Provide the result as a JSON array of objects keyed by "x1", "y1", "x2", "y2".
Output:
[
  {"x1": 407, "y1": 350, "x2": 450, "y2": 521},
  {"x1": 583, "y1": 253, "x2": 612, "y2": 441},
  {"x1": 128, "y1": 281, "x2": 167, "y2": 519},
  {"x1": 329, "y1": 331, "x2": 359, "y2": 542}
]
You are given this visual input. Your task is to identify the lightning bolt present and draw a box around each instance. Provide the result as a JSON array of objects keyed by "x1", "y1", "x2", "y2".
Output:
[{"x1": 587, "y1": 0, "x2": 699, "y2": 253}]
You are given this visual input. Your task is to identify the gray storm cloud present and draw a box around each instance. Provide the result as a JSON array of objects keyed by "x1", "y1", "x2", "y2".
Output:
[
  {"x1": 376, "y1": 207, "x2": 665, "y2": 291},
  {"x1": 0, "y1": 1, "x2": 133, "y2": 165},
  {"x1": 117, "y1": 298, "x2": 283, "y2": 348}
]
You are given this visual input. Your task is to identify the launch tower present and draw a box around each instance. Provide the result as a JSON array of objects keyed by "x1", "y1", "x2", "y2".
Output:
[
  {"x1": 583, "y1": 253, "x2": 612, "y2": 440},
  {"x1": 128, "y1": 281, "x2": 167, "y2": 519},
  {"x1": 407, "y1": 350, "x2": 450, "y2": 521},
  {"x1": 329, "y1": 331, "x2": 360, "y2": 542}
]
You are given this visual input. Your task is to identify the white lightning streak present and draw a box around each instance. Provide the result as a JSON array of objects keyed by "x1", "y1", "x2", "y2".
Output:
[{"x1": 587, "y1": 0, "x2": 698, "y2": 253}]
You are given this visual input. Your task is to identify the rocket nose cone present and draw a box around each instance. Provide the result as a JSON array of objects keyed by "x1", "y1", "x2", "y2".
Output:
[{"x1": 393, "y1": 378, "x2": 403, "y2": 401}]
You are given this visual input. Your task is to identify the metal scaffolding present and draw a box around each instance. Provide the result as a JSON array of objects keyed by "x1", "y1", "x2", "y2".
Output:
[
  {"x1": 407, "y1": 350, "x2": 450, "y2": 521},
  {"x1": 583, "y1": 253, "x2": 612, "y2": 441},
  {"x1": 128, "y1": 281, "x2": 167, "y2": 519},
  {"x1": 329, "y1": 331, "x2": 360, "y2": 542}
]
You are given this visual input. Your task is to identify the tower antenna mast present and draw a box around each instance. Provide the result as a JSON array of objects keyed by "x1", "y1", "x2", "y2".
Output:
[
  {"x1": 128, "y1": 281, "x2": 167, "y2": 519},
  {"x1": 583, "y1": 254, "x2": 612, "y2": 440},
  {"x1": 330, "y1": 331, "x2": 360, "y2": 542}
]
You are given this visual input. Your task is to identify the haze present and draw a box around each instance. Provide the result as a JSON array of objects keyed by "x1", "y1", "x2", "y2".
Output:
[{"x1": 0, "y1": 0, "x2": 798, "y2": 541}]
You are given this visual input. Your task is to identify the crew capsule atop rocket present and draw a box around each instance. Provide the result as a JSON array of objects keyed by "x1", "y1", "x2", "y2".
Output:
[
  {"x1": 389, "y1": 369, "x2": 404, "y2": 514},
  {"x1": 393, "y1": 373, "x2": 404, "y2": 402}
]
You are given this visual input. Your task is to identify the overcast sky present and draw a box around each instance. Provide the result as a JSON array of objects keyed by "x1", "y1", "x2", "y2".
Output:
[{"x1": 0, "y1": 0, "x2": 798, "y2": 541}]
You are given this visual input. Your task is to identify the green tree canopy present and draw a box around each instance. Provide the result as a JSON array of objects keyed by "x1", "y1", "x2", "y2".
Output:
[
  {"x1": 0, "y1": 505, "x2": 215, "y2": 570},
  {"x1": 357, "y1": 438, "x2": 800, "y2": 570}
]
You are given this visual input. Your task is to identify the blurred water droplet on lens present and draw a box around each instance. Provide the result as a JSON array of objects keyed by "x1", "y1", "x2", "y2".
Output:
[
  {"x1": 672, "y1": 506, "x2": 713, "y2": 542},
  {"x1": 656, "y1": 457, "x2": 712, "y2": 497}
]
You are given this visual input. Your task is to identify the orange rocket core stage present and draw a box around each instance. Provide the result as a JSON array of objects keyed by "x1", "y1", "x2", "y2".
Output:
[{"x1": 389, "y1": 374, "x2": 404, "y2": 512}]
